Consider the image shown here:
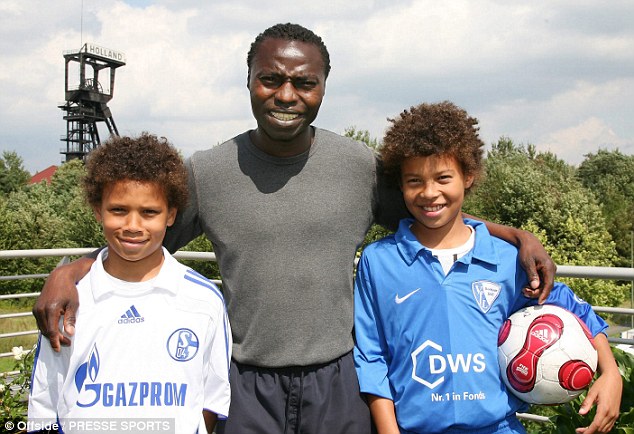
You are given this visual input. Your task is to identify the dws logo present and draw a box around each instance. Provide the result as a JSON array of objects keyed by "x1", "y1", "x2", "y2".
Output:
[{"x1": 411, "y1": 340, "x2": 486, "y2": 389}]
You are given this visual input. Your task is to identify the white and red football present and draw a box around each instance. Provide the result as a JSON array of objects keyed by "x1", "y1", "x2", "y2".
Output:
[{"x1": 497, "y1": 305, "x2": 598, "y2": 404}]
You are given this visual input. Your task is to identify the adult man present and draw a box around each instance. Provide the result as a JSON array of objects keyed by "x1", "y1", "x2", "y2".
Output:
[{"x1": 34, "y1": 23, "x2": 555, "y2": 434}]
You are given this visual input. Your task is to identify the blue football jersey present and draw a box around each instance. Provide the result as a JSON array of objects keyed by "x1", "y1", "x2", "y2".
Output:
[{"x1": 354, "y1": 219, "x2": 607, "y2": 433}]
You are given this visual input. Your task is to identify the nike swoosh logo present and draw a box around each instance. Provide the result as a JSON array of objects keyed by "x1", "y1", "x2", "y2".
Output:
[{"x1": 395, "y1": 288, "x2": 421, "y2": 304}]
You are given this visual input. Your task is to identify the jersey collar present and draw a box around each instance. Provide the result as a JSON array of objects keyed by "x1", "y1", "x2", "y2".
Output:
[
  {"x1": 89, "y1": 247, "x2": 181, "y2": 300},
  {"x1": 395, "y1": 218, "x2": 501, "y2": 267}
]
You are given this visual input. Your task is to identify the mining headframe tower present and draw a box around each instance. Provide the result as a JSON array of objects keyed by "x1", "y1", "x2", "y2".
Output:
[{"x1": 59, "y1": 42, "x2": 126, "y2": 162}]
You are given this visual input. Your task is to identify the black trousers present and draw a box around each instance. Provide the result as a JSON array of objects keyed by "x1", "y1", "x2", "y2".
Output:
[{"x1": 216, "y1": 351, "x2": 373, "y2": 434}]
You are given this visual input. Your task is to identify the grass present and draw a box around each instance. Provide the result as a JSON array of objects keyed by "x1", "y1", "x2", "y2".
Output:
[{"x1": 0, "y1": 299, "x2": 38, "y2": 372}]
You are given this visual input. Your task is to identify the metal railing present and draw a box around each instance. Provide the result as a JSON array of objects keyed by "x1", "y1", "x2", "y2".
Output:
[
  {"x1": 2, "y1": 248, "x2": 633, "y2": 351},
  {"x1": 0, "y1": 249, "x2": 223, "y2": 359},
  {"x1": 1, "y1": 248, "x2": 633, "y2": 425}
]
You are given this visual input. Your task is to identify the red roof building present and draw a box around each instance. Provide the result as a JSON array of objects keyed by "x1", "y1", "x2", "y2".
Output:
[{"x1": 29, "y1": 165, "x2": 58, "y2": 185}]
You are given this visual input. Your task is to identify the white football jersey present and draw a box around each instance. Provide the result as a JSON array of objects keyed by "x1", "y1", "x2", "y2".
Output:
[{"x1": 29, "y1": 248, "x2": 232, "y2": 434}]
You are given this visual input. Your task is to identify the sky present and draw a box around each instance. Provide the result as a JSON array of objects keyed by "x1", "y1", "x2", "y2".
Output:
[{"x1": 1, "y1": 0, "x2": 633, "y2": 174}]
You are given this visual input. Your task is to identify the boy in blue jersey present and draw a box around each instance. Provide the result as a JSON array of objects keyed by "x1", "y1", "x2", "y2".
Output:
[
  {"x1": 28, "y1": 134, "x2": 232, "y2": 434},
  {"x1": 353, "y1": 102, "x2": 622, "y2": 434}
]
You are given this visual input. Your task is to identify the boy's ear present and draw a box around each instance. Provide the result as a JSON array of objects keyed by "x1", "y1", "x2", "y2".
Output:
[
  {"x1": 93, "y1": 206, "x2": 103, "y2": 223},
  {"x1": 464, "y1": 175, "x2": 475, "y2": 189},
  {"x1": 167, "y1": 208, "x2": 177, "y2": 227}
]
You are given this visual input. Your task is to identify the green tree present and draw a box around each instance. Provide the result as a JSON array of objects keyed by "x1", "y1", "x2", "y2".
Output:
[
  {"x1": 464, "y1": 138, "x2": 624, "y2": 308},
  {"x1": 48, "y1": 160, "x2": 104, "y2": 248},
  {"x1": 577, "y1": 149, "x2": 634, "y2": 267},
  {"x1": 0, "y1": 183, "x2": 68, "y2": 294},
  {"x1": 0, "y1": 151, "x2": 30, "y2": 195},
  {"x1": 0, "y1": 160, "x2": 103, "y2": 295},
  {"x1": 344, "y1": 126, "x2": 381, "y2": 150}
]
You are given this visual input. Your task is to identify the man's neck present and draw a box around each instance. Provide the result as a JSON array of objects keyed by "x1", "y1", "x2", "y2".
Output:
[{"x1": 249, "y1": 127, "x2": 314, "y2": 157}]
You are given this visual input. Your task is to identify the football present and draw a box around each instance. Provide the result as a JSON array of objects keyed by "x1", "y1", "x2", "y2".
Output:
[{"x1": 497, "y1": 305, "x2": 598, "y2": 404}]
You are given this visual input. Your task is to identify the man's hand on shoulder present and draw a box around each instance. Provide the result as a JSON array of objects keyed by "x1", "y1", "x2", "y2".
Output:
[
  {"x1": 32, "y1": 256, "x2": 94, "y2": 352},
  {"x1": 516, "y1": 230, "x2": 556, "y2": 304}
]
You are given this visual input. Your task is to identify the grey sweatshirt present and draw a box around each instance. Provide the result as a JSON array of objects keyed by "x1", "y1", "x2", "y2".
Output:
[{"x1": 164, "y1": 128, "x2": 404, "y2": 367}]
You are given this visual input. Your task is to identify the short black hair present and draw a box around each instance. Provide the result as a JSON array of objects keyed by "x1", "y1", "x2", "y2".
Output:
[{"x1": 247, "y1": 23, "x2": 331, "y2": 81}]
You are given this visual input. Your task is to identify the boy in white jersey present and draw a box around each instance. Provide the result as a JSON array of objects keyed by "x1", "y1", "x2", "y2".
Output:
[
  {"x1": 28, "y1": 134, "x2": 231, "y2": 434},
  {"x1": 353, "y1": 102, "x2": 621, "y2": 433}
]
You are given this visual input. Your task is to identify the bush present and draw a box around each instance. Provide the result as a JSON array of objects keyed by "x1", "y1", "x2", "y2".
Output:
[{"x1": 0, "y1": 345, "x2": 35, "y2": 427}]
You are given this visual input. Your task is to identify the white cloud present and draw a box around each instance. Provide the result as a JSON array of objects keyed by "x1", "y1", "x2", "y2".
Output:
[
  {"x1": 0, "y1": 0, "x2": 632, "y2": 173},
  {"x1": 541, "y1": 117, "x2": 629, "y2": 164},
  {"x1": 477, "y1": 77, "x2": 634, "y2": 164}
]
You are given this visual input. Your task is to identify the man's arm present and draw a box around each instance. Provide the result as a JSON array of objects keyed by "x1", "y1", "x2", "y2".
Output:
[
  {"x1": 464, "y1": 213, "x2": 556, "y2": 303},
  {"x1": 32, "y1": 256, "x2": 94, "y2": 352},
  {"x1": 202, "y1": 411, "x2": 217, "y2": 434},
  {"x1": 374, "y1": 156, "x2": 409, "y2": 232},
  {"x1": 163, "y1": 157, "x2": 203, "y2": 253}
]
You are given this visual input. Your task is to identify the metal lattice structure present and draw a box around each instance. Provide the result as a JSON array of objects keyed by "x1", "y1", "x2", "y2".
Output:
[{"x1": 59, "y1": 43, "x2": 126, "y2": 162}]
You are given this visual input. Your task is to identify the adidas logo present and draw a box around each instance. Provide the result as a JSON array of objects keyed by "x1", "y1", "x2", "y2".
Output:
[
  {"x1": 530, "y1": 328, "x2": 550, "y2": 344},
  {"x1": 118, "y1": 305, "x2": 145, "y2": 325}
]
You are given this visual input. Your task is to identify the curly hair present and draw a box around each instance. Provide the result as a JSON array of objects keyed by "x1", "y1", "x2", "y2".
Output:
[
  {"x1": 380, "y1": 101, "x2": 485, "y2": 190},
  {"x1": 83, "y1": 133, "x2": 188, "y2": 211},
  {"x1": 246, "y1": 23, "x2": 331, "y2": 81}
]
